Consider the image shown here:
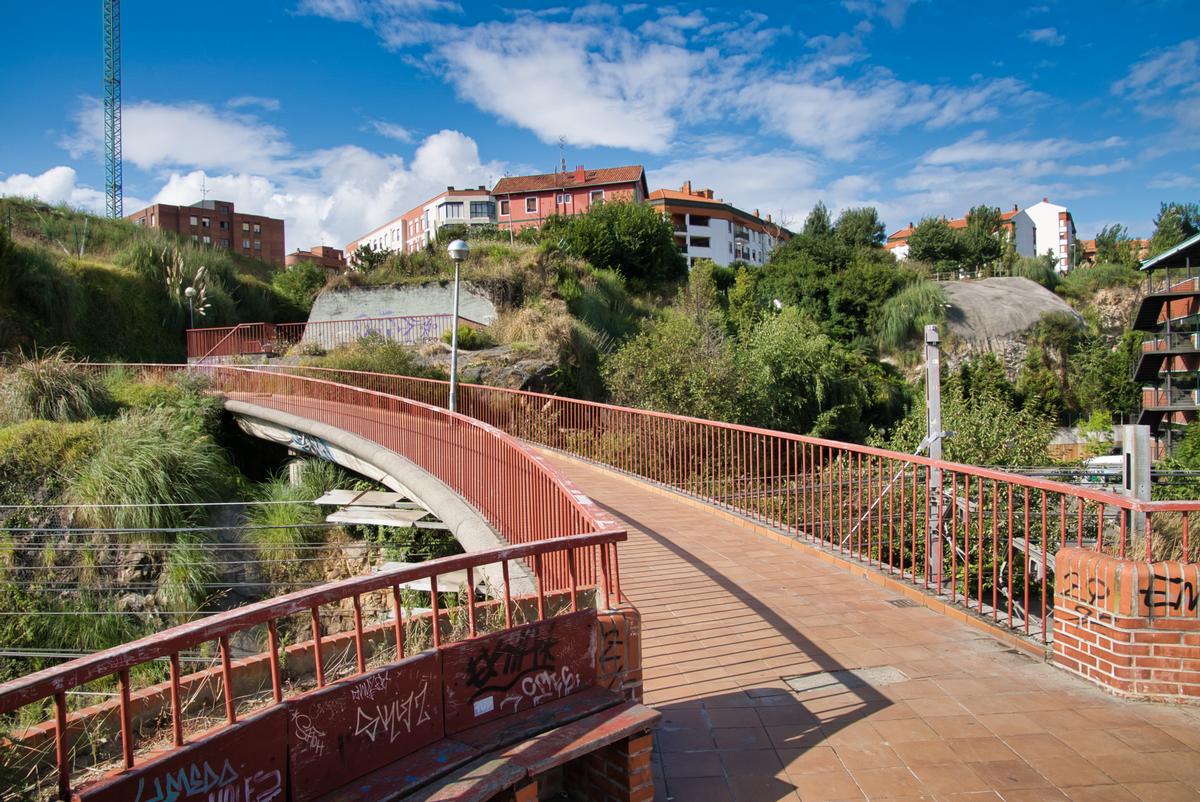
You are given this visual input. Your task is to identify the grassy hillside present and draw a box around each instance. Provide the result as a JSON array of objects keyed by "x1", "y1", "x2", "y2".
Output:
[{"x1": 0, "y1": 197, "x2": 303, "y2": 361}]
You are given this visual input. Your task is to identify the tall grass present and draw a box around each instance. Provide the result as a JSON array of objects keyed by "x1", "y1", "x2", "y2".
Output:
[
  {"x1": 246, "y1": 460, "x2": 349, "y2": 576},
  {"x1": 302, "y1": 335, "x2": 447, "y2": 379},
  {"x1": 0, "y1": 348, "x2": 112, "y2": 424},
  {"x1": 1057, "y1": 262, "x2": 1142, "y2": 304},
  {"x1": 875, "y1": 279, "x2": 946, "y2": 353}
]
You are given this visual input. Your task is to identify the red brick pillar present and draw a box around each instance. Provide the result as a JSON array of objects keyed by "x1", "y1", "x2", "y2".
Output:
[
  {"x1": 595, "y1": 604, "x2": 643, "y2": 703},
  {"x1": 1054, "y1": 547, "x2": 1200, "y2": 700}
]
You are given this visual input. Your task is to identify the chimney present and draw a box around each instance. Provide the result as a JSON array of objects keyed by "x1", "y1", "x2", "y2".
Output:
[
  {"x1": 754, "y1": 209, "x2": 760, "y2": 219},
  {"x1": 1043, "y1": 197, "x2": 1048, "y2": 203},
  {"x1": 703, "y1": 189, "x2": 714, "y2": 199},
  {"x1": 682, "y1": 180, "x2": 692, "y2": 194},
  {"x1": 447, "y1": 186, "x2": 454, "y2": 191},
  {"x1": 1013, "y1": 204, "x2": 1018, "y2": 212},
  {"x1": 767, "y1": 214, "x2": 773, "y2": 223},
  {"x1": 477, "y1": 185, "x2": 484, "y2": 190},
  {"x1": 574, "y1": 165, "x2": 585, "y2": 183}
]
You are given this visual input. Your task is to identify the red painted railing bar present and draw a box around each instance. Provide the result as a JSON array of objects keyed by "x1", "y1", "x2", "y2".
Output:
[
  {"x1": 501, "y1": 561, "x2": 513, "y2": 629},
  {"x1": 266, "y1": 620, "x2": 283, "y2": 704},
  {"x1": 54, "y1": 690, "x2": 69, "y2": 801},
  {"x1": 1042, "y1": 490, "x2": 1049, "y2": 642},
  {"x1": 219, "y1": 635, "x2": 236, "y2": 725},
  {"x1": 429, "y1": 577, "x2": 441, "y2": 649},
  {"x1": 567, "y1": 548, "x2": 578, "y2": 613},
  {"x1": 352, "y1": 595, "x2": 367, "y2": 674},
  {"x1": 534, "y1": 554, "x2": 546, "y2": 621},
  {"x1": 391, "y1": 586, "x2": 405, "y2": 660},
  {"x1": 169, "y1": 652, "x2": 184, "y2": 746},
  {"x1": 465, "y1": 567, "x2": 477, "y2": 639},
  {"x1": 310, "y1": 608, "x2": 325, "y2": 688},
  {"x1": 118, "y1": 668, "x2": 134, "y2": 769}
]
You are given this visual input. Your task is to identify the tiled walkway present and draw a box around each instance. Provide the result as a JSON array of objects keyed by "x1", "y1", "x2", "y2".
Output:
[{"x1": 543, "y1": 452, "x2": 1200, "y2": 802}]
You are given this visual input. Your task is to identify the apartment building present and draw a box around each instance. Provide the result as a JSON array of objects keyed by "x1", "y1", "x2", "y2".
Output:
[
  {"x1": 647, "y1": 182, "x2": 791, "y2": 268},
  {"x1": 127, "y1": 199, "x2": 286, "y2": 265},
  {"x1": 285, "y1": 245, "x2": 345, "y2": 275},
  {"x1": 346, "y1": 187, "x2": 495, "y2": 257},
  {"x1": 885, "y1": 199, "x2": 1077, "y2": 271},
  {"x1": 1133, "y1": 232, "x2": 1200, "y2": 452},
  {"x1": 491, "y1": 165, "x2": 648, "y2": 234}
]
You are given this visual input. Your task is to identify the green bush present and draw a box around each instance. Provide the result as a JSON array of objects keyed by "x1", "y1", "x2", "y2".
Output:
[
  {"x1": 0, "y1": 349, "x2": 112, "y2": 424},
  {"x1": 246, "y1": 459, "x2": 348, "y2": 575},
  {"x1": 442, "y1": 324, "x2": 496, "y2": 350},
  {"x1": 548, "y1": 201, "x2": 686, "y2": 289},
  {"x1": 1056, "y1": 262, "x2": 1142, "y2": 304},
  {"x1": 272, "y1": 261, "x2": 327, "y2": 313},
  {"x1": 0, "y1": 419, "x2": 101, "y2": 514},
  {"x1": 106, "y1": 370, "x2": 223, "y2": 434},
  {"x1": 303, "y1": 334, "x2": 447, "y2": 379},
  {"x1": 874, "y1": 279, "x2": 946, "y2": 353}
]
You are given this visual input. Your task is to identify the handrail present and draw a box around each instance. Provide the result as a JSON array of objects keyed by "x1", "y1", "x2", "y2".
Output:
[
  {"x1": 0, "y1": 531, "x2": 625, "y2": 715},
  {"x1": 193, "y1": 321, "x2": 254, "y2": 364}
]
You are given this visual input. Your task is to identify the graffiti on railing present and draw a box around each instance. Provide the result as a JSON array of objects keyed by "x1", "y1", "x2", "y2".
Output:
[{"x1": 353, "y1": 681, "x2": 433, "y2": 744}]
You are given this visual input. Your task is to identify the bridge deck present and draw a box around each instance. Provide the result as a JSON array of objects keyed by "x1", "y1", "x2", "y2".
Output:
[{"x1": 542, "y1": 452, "x2": 1200, "y2": 802}]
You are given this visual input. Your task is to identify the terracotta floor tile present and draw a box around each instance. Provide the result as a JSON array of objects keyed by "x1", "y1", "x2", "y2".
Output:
[
  {"x1": 970, "y1": 760, "x2": 1052, "y2": 790},
  {"x1": 788, "y1": 769, "x2": 865, "y2": 801},
  {"x1": 666, "y1": 776, "x2": 736, "y2": 802},
  {"x1": 777, "y1": 745, "x2": 843, "y2": 776},
  {"x1": 944, "y1": 737, "x2": 1020, "y2": 764},
  {"x1": 720, "y1": 748, "x2": 786, "y2": 777},
  {"x1": 709, "y1": 706, "x2": 768, "y2": 728},
  {"x1": 714, "y1": 726, "x2": 775, "y2": 751},
  {"x1": 909, "y1": 762, "x2": 991, "y2": 795},
  {"x1": 1063, "y1": 785, "x2": 1140, "y2": 801},
  {"x1": 662, "y1": 750, "x2": 724, "y2": 779},
  {"x1": 726, "y1": 772, "x2": 802, "y2": 802},
  {"x1": 849, "y1": 766, "x2": 926, "y2": 797},
  {"x1": 1122, "y1": 781, "x2": 1200, "y2": 802},
  {"x1": 872, "y1": 718, "x2": 941, "y2": 743},
  {"x1": 889, "y1": 739, "x2": 963, "y2": 767},
  {"x1": 833, "y1": 742, "x2": 906, "y2": 771},
  {"x1": 1023, "y1": 756, "x2": 1113, "y2": 789}
]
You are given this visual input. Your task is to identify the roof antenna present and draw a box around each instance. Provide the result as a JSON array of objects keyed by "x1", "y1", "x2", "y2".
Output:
[
  {"x1": 558, "y1": 136, "x2": 567, "y2": 174},
  {"x1": 200, "y1": 175, "x2": 209, "y2": 202}
]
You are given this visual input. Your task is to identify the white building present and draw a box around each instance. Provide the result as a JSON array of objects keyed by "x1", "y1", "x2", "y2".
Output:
[
  {"x1": 646, "y1": 182, "x2": 792, "y2": 268},
  {"x1": 1012, "y1": 198, "x2": 1077, "y2": 272},
  {"x1": 346, "y1": 187, "x2": 496, "y2": 257}
]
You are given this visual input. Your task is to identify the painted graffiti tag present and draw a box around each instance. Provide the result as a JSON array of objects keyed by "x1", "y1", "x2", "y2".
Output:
[
  {"x1": 500, "y1": 666, "x2": 581, "y2": 712},
  {"x1": 463, "y1": 625, "x2": 558, "y2": 698},
  {"x1": 353, "y1": 681, "x2": 432, "y2": 744},
  {"x1": 288, "y1": 431, "x2": 335, "y2": 462},
  {"x1": 204, "y1": 771, "x2": 282, "y2": 802},
  {"x1": 349, "y1": 673, "x2": 388, "y2": 702},
  {"x1": 1058, "y1": 570, "x2": 1113, "y2": 627},
  {"x1": 290, "y1": 710, "x2": 327, "y2": 757},
  {"x1": 1142, "y1": 574, "x2": 1199, "y2": 614},
  {"x1": 133, "y1": 760, "x2": 239, "y2": 802}
]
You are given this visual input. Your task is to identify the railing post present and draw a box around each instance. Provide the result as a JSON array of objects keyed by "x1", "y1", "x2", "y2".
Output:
[{"x1": 924, "y1": 324, "x2": 944, "y2": 587}]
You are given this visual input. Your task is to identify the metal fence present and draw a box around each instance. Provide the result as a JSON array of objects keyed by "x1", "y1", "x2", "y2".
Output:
[{"x1": 259, "y1": 366, "x2": 1200, "y2": 645}]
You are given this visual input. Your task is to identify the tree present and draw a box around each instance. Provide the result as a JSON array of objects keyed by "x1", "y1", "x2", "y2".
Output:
[
  {"x1": 834, "y1": 207, "x2": 886, "y2": 248},
  {"x1": 907, "y1": 217, "x2": 961, "y2": 271},
  {"x1": 272, "y1": 261, "x2": 327, "y2": 313},
  {"x1": 1093, "y1": 224, "x2": 1139, "y2": 268},
  {"x1": 557, "y1": 201, "x2": 686, "y2": 288},
  {"x1": 959, "y1": 205, "x2": 1003, "y2": 273},
  {"x1": 802, "y1": 202, "x2": 833, "y2": 238},
  {"x1": 349, "y1": 244, "x2": 391, "y2": 272},
  {"x1": 1149, "y1": 202, "x2": 1200, "y2": 256}
]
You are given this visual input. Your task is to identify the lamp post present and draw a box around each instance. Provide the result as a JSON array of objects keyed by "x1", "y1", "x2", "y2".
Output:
[
  {"x1": 184, "y1": 286, "x2": 196, "y2": 329},
  {"x1": 446, "y1": 239, "x2": 469, "y2": 413}
]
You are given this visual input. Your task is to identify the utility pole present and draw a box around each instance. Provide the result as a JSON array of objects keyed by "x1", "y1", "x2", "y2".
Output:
[
  {"x1": 102, "y1": 0, "x2": 123, "y2": 218},
  {"x1": 925, "y1": 325, "x2": 944, "y2": 585}
]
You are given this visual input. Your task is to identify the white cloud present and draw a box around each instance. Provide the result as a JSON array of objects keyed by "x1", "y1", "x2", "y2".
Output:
[
  {"x1": 1112, "y1": 39, "x2": 1200, "y2": 134},
  {"x1": 1148, "y1": 173, "x2": 1200, "y2": 190},
  {"x1": 63, "y1": 99, "x2": 292, "y2": 173},
  {"x1": 227, "y1": 96, "x2": 281, "y2": 111},
  {"x1": 369, "y1": 120, "x2": 416, "y2": 142},
  {"x1": 922, "y1": 131, "x2": 1124, "y2": 166},
  {"x1": 433, "y1": 21, "x2": 706, "y2": 152},
  {"x1": 149, "y1": 129, "x2": 504, "y2": 250},
  {"x1": 1023, "y1": 27, "x2": 1065, "y2": 46},
  {"x1": 0, "y1": 166, "x2": 107, "y2": 213},
  {"x1": 842, "y1": 0, "x2": 926, "y2": 28}
]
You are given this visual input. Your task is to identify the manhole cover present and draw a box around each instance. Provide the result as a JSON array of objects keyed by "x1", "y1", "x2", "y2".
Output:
[
  {"x1": 887, "y1": 598, "x2": 921, "y2": 608},
  {"x1": 784, "y1": 666, "x2": 908, "y2": 693}
]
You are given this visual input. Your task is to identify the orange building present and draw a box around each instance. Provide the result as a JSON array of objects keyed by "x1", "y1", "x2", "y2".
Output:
[
  {"x1": 647, "y1": 181, "x2": 791, "y2": 268},
  {"x1": 285, "y1": 246, "x2": 345, "y2": 275}
]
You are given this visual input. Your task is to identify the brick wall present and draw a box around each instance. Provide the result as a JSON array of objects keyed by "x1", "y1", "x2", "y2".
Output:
[
  {"x1": 595, "y1": 604, "x2": 643, "y2": 703},
  {"x1": 1054, "y1": 547, "x2": 1200, "y2": 701},
  {"x1": 560, "y1": 732, "x2": 655, "y2": 802}
]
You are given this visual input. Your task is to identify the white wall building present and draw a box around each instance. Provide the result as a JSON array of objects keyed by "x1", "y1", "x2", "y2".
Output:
[
  {"x1": 346, "y1": 187, "x2": 496, "y2": 258},
  {"x1": 647, "y1": 183, "x2": 791, "y2": 268},
  {"x1": 1012, "y1": 198, "x2": 1076, "y2": 272}
]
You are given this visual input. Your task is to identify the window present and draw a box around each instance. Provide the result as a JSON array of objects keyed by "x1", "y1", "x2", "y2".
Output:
[
  {"x1": 254, "y1": 240, "x2": 262, "y2": 250},
  {"x1": 135, "y1": 217, "x2": 145, "y2": 226},
  {"x1": 202, "y1": 218, "x2": 210, "y2": 228},
  {"x1": 690, "y1": 216, "x2": 710, "y2": 227},
  {"x1": 470, "y1": 201, "x2": 495, "y2": 218},
  {"x1": 589, "y1": 189, "x2": 604, "y2": 203},
  {"x1": 149, "y1": 213, "x2": 155, "y2": 225},
  {"x1": 253, "y1": 224, "x2": 261, "y2": 234},
  {"x1": 191, "y1": 235, "x2": 199, "y2": 243},
  {"x1": 689, "y1": 236, "x2": 711, "y2": 249},
  {"x1": 442, "y1": 202, "x2": 463, "y2": 219},
  {"x1": 557, "y1": 193, "x2": 572, "y2": 205},
  {"x1": 242, "y1": 222, "x2": 250, "y2": 232},
  {"x1": 189, "y1": 216, "x2": 198, "y2": 226},
  {"x1": 499, "y1": 199, "x2": 510, "y2": 215},
  {"x1": 243, "y1": 239, "x2": 251, "y2": 249},
  {"x1": 525, "y1": 197, "x2": 538, "y2": 214},
  {"x1": 220, "y1": 239, "x2": 229, "y2": 248},
  {"x1": 219, "y1": 220, "x2": 228, "y2": 230},
  {"x1": 202, "y1": 235, "x2": 211, "y2": 245}
]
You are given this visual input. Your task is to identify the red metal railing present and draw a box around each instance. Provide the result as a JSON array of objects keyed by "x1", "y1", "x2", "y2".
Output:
[
  {"x1": 0, "y1": 532, "x2": 625, "y2": 800},
  {"x1": 257, "y1": 366, "x2": 1200, "y2": 644},
  {"x1": 185, "y1": 314, "x2": 480, "y2": 362}
]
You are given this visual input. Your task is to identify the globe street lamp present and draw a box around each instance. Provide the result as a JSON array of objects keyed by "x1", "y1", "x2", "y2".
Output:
[
  {"x1": 446, "y1": 239, "x2": 469, "y2": 413},
  {"x1": 184, "y1": 286, "x2": 197, "y2": 329}
]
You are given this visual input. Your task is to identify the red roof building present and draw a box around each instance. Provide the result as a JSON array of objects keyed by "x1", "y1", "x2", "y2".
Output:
[{"x1": 491, "y1": 165, "x2": 648, "y2": 234}]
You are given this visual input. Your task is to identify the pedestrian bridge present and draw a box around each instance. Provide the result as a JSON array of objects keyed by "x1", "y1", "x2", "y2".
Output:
[{"x1": 3, "y1": 365, "x2": 1200, "y2": 801}]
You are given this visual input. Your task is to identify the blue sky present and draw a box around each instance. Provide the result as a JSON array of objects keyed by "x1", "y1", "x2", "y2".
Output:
[{"x1": 1, "y1": 1, "x2": 1197, "y2": 250}]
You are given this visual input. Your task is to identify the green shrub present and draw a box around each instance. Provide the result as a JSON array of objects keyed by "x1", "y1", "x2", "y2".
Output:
[
  {"x1": 67, "y1": 409, "x2": 240, "y2": 531},
  {"x1": 106, "y1": 370, "x2": 223, "y2": 434},
  {"x1": 0, "y1": 419, "x2": 101, "y2": 512},
  {"x1": 1012, "y1": 254, "x2": 1060, "y2": 289},
  {"x1": 303, "y1": 334, "x2": 447, "y2": 379},
  {"x1": 0, "y1": 349, "x2": 112, "y2": 424},
  {"x1": 246, "y1": 459, "x2": 349, "y2": 574},
  {"x1": 441, "y1": 324, "x2": 496, "y2": 350},
  {"x1": 272, "y1": 261, "x2": 327, "y2": 313},
  {"x1": 874, "y1": 279, "x2": 946, "y2": 353},
  {"x1": 1056, "y1": 262, "x2": 1142, "y2": 304}
]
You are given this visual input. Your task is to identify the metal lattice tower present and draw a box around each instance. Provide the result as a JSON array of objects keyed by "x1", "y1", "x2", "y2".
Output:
[{"x1": 103, "y1": 0, "x2": 123, "y2": 218}]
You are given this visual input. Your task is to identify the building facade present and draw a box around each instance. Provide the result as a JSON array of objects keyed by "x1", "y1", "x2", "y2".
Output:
[
  {"x1": 491, "y1": 165, "x2": 648, "y2": 234},
  {"x1": 1013, "y1": 198, "x2": 1077, "y2": 272},
  {"x1": 285, "y1": 246, "x2": 345, "y2": 275},
  {"x1": 1133, "y1": 232, "x2": 1200, "y2": 453},
  {"x1": 647, "y1": 182, "x2": 791, "y2": 268},
  {"x1": 885, "y1": 199, "x2": 1076, "y2": 272},
  {"x1": 346, "y1": 187, "x2": 495, "y2": 257},
  {"x1": 127, "y1": 200, "x2": 286, "y2": 266}
]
